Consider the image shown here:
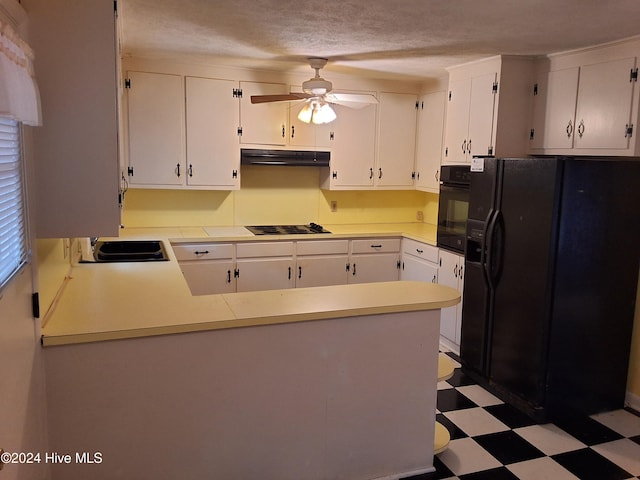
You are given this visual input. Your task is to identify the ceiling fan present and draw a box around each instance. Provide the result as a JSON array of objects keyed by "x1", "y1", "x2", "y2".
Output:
[{"x1": 250, "y1": 57, "x2": 378, "y2": 124}]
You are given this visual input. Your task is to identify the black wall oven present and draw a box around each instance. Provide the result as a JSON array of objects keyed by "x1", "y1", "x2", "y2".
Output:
[{"x1": 437, "y1": 165, "x2": 471, "y2": 254}]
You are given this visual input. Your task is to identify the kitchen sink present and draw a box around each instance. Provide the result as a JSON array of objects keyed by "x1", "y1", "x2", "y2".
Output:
[{"x1": 93, "y1": 240, "x2": 169, "y2": 262}]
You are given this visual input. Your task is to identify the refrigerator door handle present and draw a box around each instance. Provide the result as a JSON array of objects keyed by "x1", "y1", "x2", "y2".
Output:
[
  {"x1": 484, "y1": 209, "x2": 500, "y2": 289},
  {"x1": 486, "y1": 210, "x2": 505, "y2": 288}
]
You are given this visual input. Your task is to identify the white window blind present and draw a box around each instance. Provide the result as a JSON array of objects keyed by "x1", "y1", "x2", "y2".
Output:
[{"x1": 0, "y1": 116, "x2": 26, "y2": 288}]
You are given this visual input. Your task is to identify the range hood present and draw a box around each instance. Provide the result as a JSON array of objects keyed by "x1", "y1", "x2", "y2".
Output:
[{"x1": 241, "y1": 148, "x2": 330, "y2": 167}]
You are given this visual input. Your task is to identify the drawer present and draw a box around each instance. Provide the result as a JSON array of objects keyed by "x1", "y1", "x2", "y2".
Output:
[
  {"x1": 351, "y1": 238, "x2": 401, "y2": 254},
  {"x1": 402, "y1": 238, "x2": 439, "y2": 263},
  {"x1": 296, "y1": 239, "x2": 349, "y2": 256},
  {"x1": 236, "y1": 241, "x2": 295, "y2": 258},
  {"x1": 171, "y1": 243, "x2": 234, "y2": 261}
]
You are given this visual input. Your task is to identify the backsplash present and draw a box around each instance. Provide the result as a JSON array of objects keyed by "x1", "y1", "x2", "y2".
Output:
[{"x1": 121, "y1": 165, "x2": 439, "y2": 228}]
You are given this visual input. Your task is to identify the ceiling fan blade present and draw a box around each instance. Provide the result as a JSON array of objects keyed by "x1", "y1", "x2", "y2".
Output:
[
  {"x1": 325, "y1": 92, "x2": 378, "y2": 109},
  {"x1": 250, "y1": 93, "x2": 311, "y2": 104}
]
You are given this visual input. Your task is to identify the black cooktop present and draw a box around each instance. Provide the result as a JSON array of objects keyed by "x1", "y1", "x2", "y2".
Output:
[{"x1": 246, "y1": 223, "x2": 331, "y2": 235}]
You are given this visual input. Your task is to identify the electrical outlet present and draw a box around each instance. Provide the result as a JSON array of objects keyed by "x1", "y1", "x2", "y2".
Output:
[
  {"x1": 416, "y1": 211, "x2": 424, "y2": 221},
  {"x1": 330, "y1": 201, "x2": 338, "y2": 212}
]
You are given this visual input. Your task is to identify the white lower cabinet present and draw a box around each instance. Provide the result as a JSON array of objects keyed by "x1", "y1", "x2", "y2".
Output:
[
  {"x1": 235, "y1": 242, "x2": 295, "y2": 292},
  {"x1": 438, "y1": 249, "x2": 465, "y2": 353},
  {"x1": 295, "y1": 240, "x2": 350, "y2": 288},
  {"x1": 173, "y1": 237, "x2": 404, "y2": 295},
  {"x1": 400, "y1": 238, "x2": 438, "y2": 283},
  {"x1": 172, "y1": 243, "x2": 235, "y2": 295},
  {"x1": 348, "y1": 238, "x2": 401, "y2": 284}
]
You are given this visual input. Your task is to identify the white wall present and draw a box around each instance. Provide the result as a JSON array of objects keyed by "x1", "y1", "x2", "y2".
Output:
[{"x1": 0, "y1": 267, "x2": 49, "y2": 480}]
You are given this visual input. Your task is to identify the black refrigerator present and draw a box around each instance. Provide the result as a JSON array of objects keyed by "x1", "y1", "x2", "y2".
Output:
[{"x1": 460, "y1": 156, "x2": 640, "y2": 422}]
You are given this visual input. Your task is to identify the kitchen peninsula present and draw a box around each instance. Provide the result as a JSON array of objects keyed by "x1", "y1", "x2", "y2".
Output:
[{"x1": 41, "y1": 225, "x2": 459, "y2": 480}]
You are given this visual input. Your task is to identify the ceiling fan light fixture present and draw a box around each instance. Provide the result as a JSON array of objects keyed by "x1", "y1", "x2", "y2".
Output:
[
  {"x1": 297, "y1": 103, "x2": 314, "y2": 123},
  {"x1": 314, "y1": 102, "x2": 336, "y2": 124},
  {"x1": 298, "y1": 100, "x2": 336, "y2": 125}
]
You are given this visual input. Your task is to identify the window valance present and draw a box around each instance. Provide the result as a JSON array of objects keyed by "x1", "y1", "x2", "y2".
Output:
[{"x1": 0, "y1": 19, "x2": 41, "y2": 126}]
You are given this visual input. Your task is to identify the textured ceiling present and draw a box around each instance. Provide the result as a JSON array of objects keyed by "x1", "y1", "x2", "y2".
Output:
[{"x1": 120, "y1": 0, "x2": 640, "y2": 80}]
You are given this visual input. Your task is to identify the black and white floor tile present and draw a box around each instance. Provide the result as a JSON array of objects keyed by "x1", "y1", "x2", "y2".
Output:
[{"x1": 404, "y1": 353, "x2": 640, "y2": 480}]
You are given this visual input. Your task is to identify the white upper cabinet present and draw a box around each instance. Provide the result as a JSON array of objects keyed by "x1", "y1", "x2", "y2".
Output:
[
  {"x1": 530, "y1": 67, "x2": 580, "y2": 150},
  {"x1": 27, "y1": 0, "x2": 120, "y2": 237},
  {"x1": 574, "y1": 57, "x2": 636, "y2": 150},
  {"x1": 376, "y1": 92, "x2": 418, "y2": 188},
  {"x1": 126, "y1": 71, "x2": 185, "y2": 187},
  {"x1": 239, "y1": 82, "x2": 288, "y2": 146},
  {"x1": 321, "y1": 96, "x2": 378, "y2": 189},
  {"x1": 415, "y1": 91, "x2": 446, "y2": 193},
  {"x1": 443, "y1": 73, "x2": 497, "y2": 163},
  {"x1": 529, "y1": 38, "x2": 640, "y2": 156},
  {"x1": 185, "y1": 76, "x2": 240, "y2": 188},
  {"x1": 443, "y1": 56, "x2": 534, "y2": 165},
  {"x1": 126, "y1": 72, "x2": 241, "y2": 189}
]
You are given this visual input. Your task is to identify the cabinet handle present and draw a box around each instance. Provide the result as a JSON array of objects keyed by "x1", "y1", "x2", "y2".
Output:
[
  {"x1": 298, "y1": 266, "x2": 302, "y2": 279},
  {"x1": 332, "y1": 171, "x2": 338, "y2": 179},
  {"x1": 566, "y1": 120, "x2": 573, "y2": 138},
  {"x1": 369, "y1": 167, "x2": 373, "y2": 179},
  {"x1": 188, "y1": 164, "x2": 193, "y2": 177},
  {"x1": 282, "y1": 124, "x2": 285, "y2": 138},
  {"x1": 176, "y1": 163, "x2": 181, "y2": 177},
  {"x1": 352, "y1": 263, "x2": 357, "y2": 276},
  {"x1": 432, "y1": 274, "x2": 437, "y2": 283},
  {"x1": 461, "y1": 139, "x2": 467, "y2": 154},
  {"x1": 454, "y1": 264, "x2": 458, "y2": 278},
  {"x1": 227, "y1": 270, "x2": 231, "y2": 283},
  {"x1": 468, "y1": 138, "x2": 472, "y2": 153},
  {"x1": 459, "y1": 264, "x2": 463, "y2": 278},
  {"x1": 378, "y1": 168, "x2": 382, "y2": 179},
  {"x1": 291, "y1": 125, "x2": 295, "y2": 138},
  {"x1": 435, "y1": 170, "x2": 439, "y2": 182},
  {"x1": 288, "y1": 266, "x2": 291, "y2": 279},
  {"x1": 416, "y1": 249, "x2": 423, "y2": 254},
  {"x1": 577, "y1": 119, "x2": 585, "y2": 138},
  {"x1": 194, "y1": 250, "x2": 209, "y2": 256},
  {"x1": 371, "y1": 244, "x2": 382, "y2": 249}
]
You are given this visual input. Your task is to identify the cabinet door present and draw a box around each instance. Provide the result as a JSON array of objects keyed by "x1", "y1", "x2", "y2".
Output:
[
  {"x1": 179, "y1": 261, "x2": 235, "y2": 295},
  {"x1": 328, "y1": 100, "x2": 377, "y2": 187},
  {"x1": 127, "y1": 71, "x2": 185, "y2": 186},
  {"x1": 349, "y1": 253, "x2": 400, "y2": 284},
  {"x1": 296, "y1": 255, "x2": 349, "y2": 288},
  {"x1": 532, "y1": 68, "x2": 579, "y2": 150},
  {"x1": 401, "y1": 256, "x2": 438, "y2": 283},
  {"x1": 415, "y1": 91, "x2": 445, "y2": 193},
  {"x1": 185, "y1": 77, "x2": 240, "y2": 188},
  {"x1": 376, "y1": 92, "x2": 417, "y2": 187},
  {"x1": 574, "y1": 57, "x2": 636, "y2": 150},
  {"x1": 240, "y1": 82, "x2": 288, "y2": 146},
  {"x1": 438, "y1": 250, "x2": 464, "y2": 346},
  {"x1": 443, "y1": 78, "x2": 471, "y2": 163},
  {"x1": 468, "y1": 72, "x2": 498, "y2": 158},
  {"x1": 236, "y1": 258, "x2": 294, "y2": 292}
]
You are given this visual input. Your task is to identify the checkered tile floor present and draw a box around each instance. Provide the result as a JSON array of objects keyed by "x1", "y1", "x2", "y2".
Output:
[{"x1": 404, "y1": 353, "x2": 640, "y2": 480}]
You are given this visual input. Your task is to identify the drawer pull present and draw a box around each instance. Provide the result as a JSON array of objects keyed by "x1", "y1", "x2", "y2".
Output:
[
  {"x1": 194, "y1": 250, "x2": 209, "y2": 256},
  {"x1": 416, "y1": 248, "x2": 423, "y2": 254},
  {"x1": 370, "y1": 244, "x2": 382, "y2": 249}
]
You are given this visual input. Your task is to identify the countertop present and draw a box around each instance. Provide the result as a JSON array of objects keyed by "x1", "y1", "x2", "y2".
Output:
[{"x1": 41, "y1": 223, "x2": 452, "y2": 347}]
